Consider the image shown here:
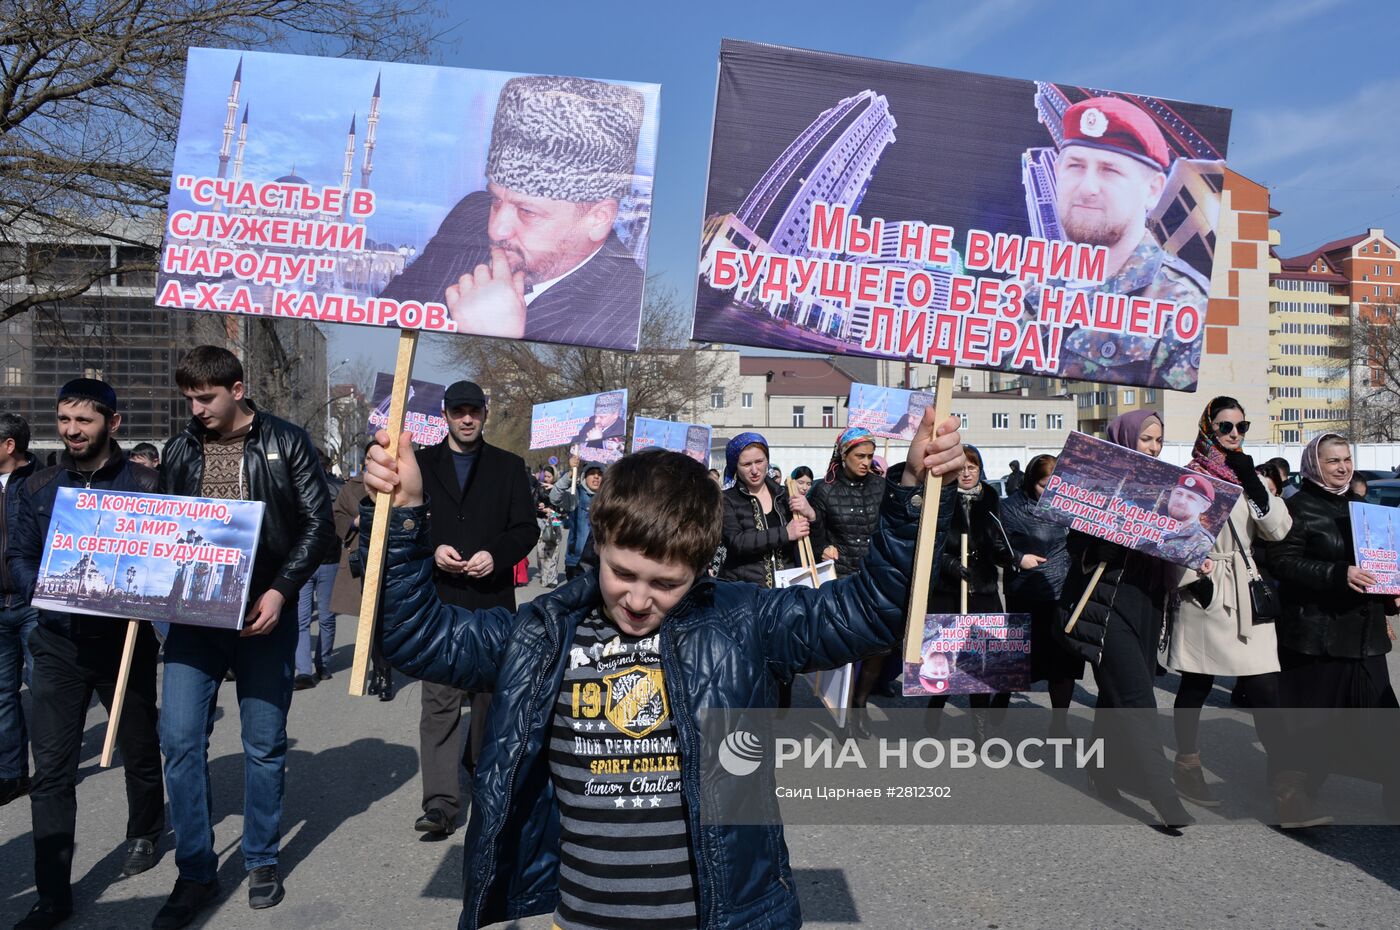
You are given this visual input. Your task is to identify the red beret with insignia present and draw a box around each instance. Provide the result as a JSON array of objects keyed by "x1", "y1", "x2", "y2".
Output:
[
  {"x1": 1061, "y1": 96, "x2": 1171, "y2": 173},
  {"x1": 1176, "y1": 472, "x2": 1215, "y2": 503}
]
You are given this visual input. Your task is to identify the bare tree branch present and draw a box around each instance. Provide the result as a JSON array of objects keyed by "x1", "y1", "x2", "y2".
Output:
[{"x1": 1, "y1": 0, "x2": 448, "y2": 325}]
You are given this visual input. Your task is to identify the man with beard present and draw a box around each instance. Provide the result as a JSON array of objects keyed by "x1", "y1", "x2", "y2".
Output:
[
  {"x1": 1041, "y1": 96, "x2": 1209, "y2": 390},
  {"x1": 1157, "y1": 472, "x2": 1219, "y2": 566},
  {"x1": 6, "y1": 380, "x2": 164, "y2": 930},
  {"x1": 413, "y1": 380, "x2": 538, "y2": 838},
  {"x1": 378, "y1": 76, "x2": 646, "y2": 348}
]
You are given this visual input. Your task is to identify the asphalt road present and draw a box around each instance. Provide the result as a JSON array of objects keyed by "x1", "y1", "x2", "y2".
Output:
[{"x1": 3, "y1": 573, "x2": 1399, "y2": 929}]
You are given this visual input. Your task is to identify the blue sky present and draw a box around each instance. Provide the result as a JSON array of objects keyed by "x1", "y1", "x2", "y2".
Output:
[{"x1": 314, "y1": 0, "x2": 1400, "y2": 382}]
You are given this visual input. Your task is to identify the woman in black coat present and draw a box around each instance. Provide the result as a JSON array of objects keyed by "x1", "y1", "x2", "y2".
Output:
[
  {"x1": 1266, "y1": 432, "x2": 1400, "y2": 827},
  {"x1": 718, "y1": 432, "x2": 814, "y2": 586},
  {"x1": 718, "y1": 432, "x2": 815, "y2": 708},
  {"x1": 1000, "y1": 454, "x2": 1083, "y2": 730},
  {"x1": 1057, "y1": 409, "x2": 1193, "y2": 830},
  {"x1": 926, "y1": 445, "x2": 1046, "y2": 734}
]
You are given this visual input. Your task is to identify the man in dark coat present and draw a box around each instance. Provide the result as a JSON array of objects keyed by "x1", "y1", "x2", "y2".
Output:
[
  {"x1": 378, "y1": 75, "x2": 646, "y2": 350},
  {"x1": 6, "y1": 380, "x2": 164, "y2": 930},
  {"x1": 411, "y1": 380, "x2": 539, "y2": 837}
]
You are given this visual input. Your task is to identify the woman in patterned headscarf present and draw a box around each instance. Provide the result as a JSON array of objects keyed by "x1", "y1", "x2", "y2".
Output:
[
  {"x1": 809, "y1": 427, "x2": 889, "y2": 712},
  {"x1": 1166, "y1": 396, "x2": 1290, "y2": 810}
]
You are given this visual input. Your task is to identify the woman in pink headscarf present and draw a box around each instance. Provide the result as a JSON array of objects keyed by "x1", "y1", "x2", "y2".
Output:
[{"x1": 1058, "y1": 410, "x2": 1194, "y2": 830}]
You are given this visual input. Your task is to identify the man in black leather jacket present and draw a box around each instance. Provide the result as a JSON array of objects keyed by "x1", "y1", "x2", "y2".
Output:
[{"x1": 153, "y1": 346, "x2": 334, "y2": 928}]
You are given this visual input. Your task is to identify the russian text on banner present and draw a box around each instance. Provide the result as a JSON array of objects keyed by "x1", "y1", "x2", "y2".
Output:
[
  {"x1": 692, "y1": 39, "x2": 1232, "y2": 392},
  {"x1": 158, "y1": 48, "x2": 660, "y2": 352},
  {"x1": 531, "y1": 390, "x2": 629, "y2": 465},
  {"x1": 32, "y1": 488, "x2": 264, "y2": 631},
  {"x1": 1039, "y1": 431, "x2": 1241, "y2": 571},
  {"x1": 367, "y1": 373, "x2": 447, "y2": 447}
]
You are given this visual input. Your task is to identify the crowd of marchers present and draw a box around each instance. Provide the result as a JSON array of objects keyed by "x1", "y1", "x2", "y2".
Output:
[{"x1": 2, "y1": 360, "x2": 1398, "y2": 930}]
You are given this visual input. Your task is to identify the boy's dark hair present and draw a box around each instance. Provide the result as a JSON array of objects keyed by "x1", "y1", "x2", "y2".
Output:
[
  {"x1": 175, "y1": 345, "x2": 245, "y2": 391},
  {"x1": 590, "y1": 449, "x2": 722, "y2": 573},
  {"x1": 131, "y1": 441, "x2": 160, "y2": 459},
  {"x1": 0, "y1": 412, "x2": 30, "y2": 454}
]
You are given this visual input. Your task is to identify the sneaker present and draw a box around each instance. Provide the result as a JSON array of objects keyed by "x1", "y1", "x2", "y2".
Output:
[
  {"x1": 247, "y1": 866, "x2": 284, "y2": 910},
  {"x1": 0, "y1": 774, "x2": 30, "y2": 806},
  {"x1": 317, "y1": 668, "x2": 332, "y2": 681},
  {"x1": 152, "y1": 878, "x2": 219, "y2": 930},
  {"x1": 1173, "y1": 757, "x2": 1221, "y2": 808},
  {"x1": 292, "y1": 675, "x2": 317, "y2": 691},
  {"x1": 414, "y1": 808, "x2": 454, "y2": 837},
  {"x1": 14, "y1": 898, "x2": 71, "y2": 930},
  {"x1": 121, "y1": 838, "x2": 158, "y2": 877}
]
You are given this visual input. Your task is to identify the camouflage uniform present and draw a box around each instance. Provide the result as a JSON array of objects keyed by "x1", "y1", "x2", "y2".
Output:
[
  {"x1": 1030, "y1": 235, "x2": 1209, "y2": 391},
  {"x1": 1156, "y1": 518, "x2": 1217, "y2": 568}
]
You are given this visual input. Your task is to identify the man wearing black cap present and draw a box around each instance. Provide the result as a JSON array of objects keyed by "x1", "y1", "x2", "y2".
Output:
[
  {"x1": 6, "y1": 379, "x2": 164, "y2": 930},
  {"x1": 377, "y1": 75, "x2": 647, "y2": 349},
  {"x1": 411, "y1": 380, "x2": 538, "y2": 836}
]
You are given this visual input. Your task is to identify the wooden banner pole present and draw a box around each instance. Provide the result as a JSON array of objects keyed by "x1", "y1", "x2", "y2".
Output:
[
  {"x1": 100, "y1": 620, "x2": 139, "y2": 767},
  {"x1": 902, "y1": 366, "x2": 957, "y2": 672},
  {"x1": 1063, "y1": 561, "x2": 1108, "y2": 634},
  {"x1": 786, "y1": 478, "x2": 821, "y2": 586},
  {"x1": 959, "y1": 533, "x2": 969, "y2": 615},
  {"x1": 350, "y1": 330, "x2": 420, "y2": 697}
]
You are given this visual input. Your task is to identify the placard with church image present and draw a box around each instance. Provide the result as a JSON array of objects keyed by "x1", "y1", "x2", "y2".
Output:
[
  {"x1": 32, "y1": 488, "x2": 265, "y2": 630},
  {"x1": 158, "y1": 47, "x2": 660, "y2": 352},
  {"x1": 693, "y1": 39, "x2": 1232, "y2": 391}
]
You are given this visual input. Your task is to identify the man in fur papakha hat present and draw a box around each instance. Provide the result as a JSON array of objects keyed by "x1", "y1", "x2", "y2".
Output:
[{"x1": 380, "y1": 76, "x2": 646, "y2": 348}]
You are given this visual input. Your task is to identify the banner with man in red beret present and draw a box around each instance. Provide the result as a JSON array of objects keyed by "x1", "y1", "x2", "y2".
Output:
[
  {"x1": 1038, "y1": 431, "x2": 1241, "y2": 570},
  {"x1": 693, "y1": 39, "x2": 1231, "y2": 392}
]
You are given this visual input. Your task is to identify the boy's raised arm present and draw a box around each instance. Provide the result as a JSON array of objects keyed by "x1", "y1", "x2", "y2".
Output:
[{"x1": 362, "y1": 430, "x2": 515, "y2": 691}]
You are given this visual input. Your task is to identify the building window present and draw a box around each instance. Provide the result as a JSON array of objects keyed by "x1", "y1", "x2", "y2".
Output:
[
  {"x1": 992, "y1": 412, "x2": 1009, "y2": 430},
  {"x1": 741, "y1": 392, "x2": 753, "y2": 409},
  {"x1": 956, "y1": 413, "x2": 969, "y2": 429},
  {"x1": 1123, "y1": 389, "x2": 1136, "y2": 404},
  {"x1": 792, "y1": 405, "x2": 805, "y2": 428},
  {"x1": 1048, "y1": 413, "x2": 1064, "y2": 430},
  {"x1": 1145, "y1": 389, "x2": 1157, "y2": 403},
  {"x1": 710, "y1": 387, "x2": 725, "y2": 409},
  {"x1": 4, "y1": 367, "x2": 20, "y2": 387},
  {"x1": 822, "y1": 405, "x2": 835, "y2": 428},
  {"x1": 1020, "y1": 413, "x2": 1036, "y2": 430}
]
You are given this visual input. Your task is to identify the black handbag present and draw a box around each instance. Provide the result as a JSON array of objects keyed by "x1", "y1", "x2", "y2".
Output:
[{"x1": 1227, "y1": 519, "x2": 1279, "y2": 624}]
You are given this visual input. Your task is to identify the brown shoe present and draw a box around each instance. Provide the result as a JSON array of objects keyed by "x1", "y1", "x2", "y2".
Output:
[
  {"x1": 1173, "y1": 754, "x2": 1220, "y2": 808},
  {"x1": 1274, "y1": 770, "x2": 1333, "y2": 828}
]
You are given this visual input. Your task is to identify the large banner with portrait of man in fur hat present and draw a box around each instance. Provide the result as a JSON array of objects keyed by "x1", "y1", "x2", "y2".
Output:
[{"x1": 157, "y1": 48, "x2": 659, "y2": 352}]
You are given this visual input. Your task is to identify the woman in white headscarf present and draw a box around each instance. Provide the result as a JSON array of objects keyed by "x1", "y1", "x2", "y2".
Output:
[{"x1": 1266, "y1": 432, "x2": 1400, "y2": 827}]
